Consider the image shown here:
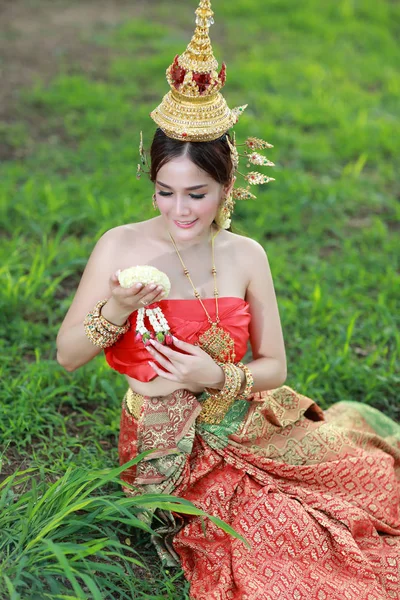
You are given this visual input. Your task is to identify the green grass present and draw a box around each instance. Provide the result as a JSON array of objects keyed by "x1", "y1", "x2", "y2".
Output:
[
  {"x1": 1, "y1": 457, "x2": 245, "y2": 598},
  {"x1": 1, "y1": 0, "x2": 399, "y2": 597}
]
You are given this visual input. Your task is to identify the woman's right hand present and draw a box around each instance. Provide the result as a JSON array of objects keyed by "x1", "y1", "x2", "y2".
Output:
[{"x1": 108, "y1": 271, "x2": 166, "y2": 316}]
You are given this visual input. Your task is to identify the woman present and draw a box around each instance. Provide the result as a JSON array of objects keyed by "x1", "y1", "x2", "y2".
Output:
[{"x1": 56, "y1": 2, "x2": 400, "y2": 599}]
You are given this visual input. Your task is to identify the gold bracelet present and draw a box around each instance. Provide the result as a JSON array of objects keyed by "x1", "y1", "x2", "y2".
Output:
[
  {"x1": 84, "y1": 320, "x2": 121, "y2": 348},
  {"x1": 235, "y1": 362, "x2": 254, "y2": 400},
  {"x1": 98, "y1": 303, "x2": 130, "y2": 334},
  {"x1": 200, "y1": 363, "x2": 242, "y2": 424},
  {"x1": 84, "y1": 327, "x2": 116, "y2": 348},
  {"x1": 92, "y1": 299, "x2": 130, "y2": 334},
  {"x1": 204, "y1": 362, "x2": 240, "y2": 403},
  {"x1": 83, "y1": 299, "x2": 131, "y2": 348},
  {"x1": 198, "y1": 362, "x2": 243, "y2": 424}
]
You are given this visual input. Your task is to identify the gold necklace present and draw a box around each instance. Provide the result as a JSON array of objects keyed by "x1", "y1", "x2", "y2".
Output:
[{"x1": 168, "y1": 226, "x2": 236, "y2": 363}]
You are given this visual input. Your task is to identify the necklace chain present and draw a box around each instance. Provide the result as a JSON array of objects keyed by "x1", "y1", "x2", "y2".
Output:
[
  {"x1": 168, "y1": 225, "x2": 236, "y2": 363},
  {"x1": 168, "y1": 226, "x2": 221, "y2": 326}
]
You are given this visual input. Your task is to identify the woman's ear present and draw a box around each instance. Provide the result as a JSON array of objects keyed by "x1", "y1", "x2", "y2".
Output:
[{"x1": 223, "y1": 176, "x2": 236, "y2": 197}]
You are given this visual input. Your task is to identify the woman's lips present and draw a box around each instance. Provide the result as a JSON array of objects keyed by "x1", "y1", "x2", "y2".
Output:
[{"x1": 173, "y1": 219, "x2": 198, "y2": 229}]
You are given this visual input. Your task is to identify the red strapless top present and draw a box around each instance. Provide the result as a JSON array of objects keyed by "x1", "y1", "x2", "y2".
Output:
[{"x1": 104, "y1": 297, "x2": 251, "y2": 381}]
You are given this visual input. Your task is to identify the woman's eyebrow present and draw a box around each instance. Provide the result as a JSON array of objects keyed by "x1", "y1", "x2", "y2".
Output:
[{"x1": 156, "y1": 180, "x2": 208, "y2": 191}]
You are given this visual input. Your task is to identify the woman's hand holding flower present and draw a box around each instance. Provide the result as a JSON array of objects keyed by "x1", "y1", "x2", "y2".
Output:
[
  {"x1": 145, "y1": 336, "x2": 225, "y2": 390},
  {"x1": 108, "y1": 271, "x2": 165, "y2": 316}
]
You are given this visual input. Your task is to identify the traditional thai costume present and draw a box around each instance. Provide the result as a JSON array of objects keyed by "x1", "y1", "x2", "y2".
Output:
[
  {"x1": 107, "y1": 297, "x2": 400, "y2": 600},
  {"x1": 84, "y1": 2, "x2": 400, "y2": 598}
]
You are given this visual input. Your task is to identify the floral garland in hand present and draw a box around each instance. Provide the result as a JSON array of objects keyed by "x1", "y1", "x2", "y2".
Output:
[
  {"x1": 136, "y1": 304, "x2": 173, "y2": 347},
  {"x1": 118, "y1": 265, "x2": 173, "y2": 347}
]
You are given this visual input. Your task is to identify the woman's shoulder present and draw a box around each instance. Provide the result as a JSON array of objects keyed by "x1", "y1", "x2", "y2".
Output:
[
  {"x1": 223, "y1": 229, "x2": 260, "y2": 255},
  {"x1": 103, "y1": 219, "x2": 259, "y2": 256},
  {"x1": 101, "y1": 220, "x2": 153, "y2": 244}
]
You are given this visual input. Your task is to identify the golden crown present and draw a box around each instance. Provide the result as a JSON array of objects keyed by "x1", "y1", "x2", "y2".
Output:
[
  {"x1": 150, "y1": 0, "x2": 247, "y2": 142},
  {"x1": 143, "y1": 0, "x2": 275, "y2": 223}
]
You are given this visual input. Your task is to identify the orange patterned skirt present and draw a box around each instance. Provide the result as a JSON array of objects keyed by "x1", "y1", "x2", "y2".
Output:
[{"x1": 118, "y1": 385, "x2": 400, "y2": 599}]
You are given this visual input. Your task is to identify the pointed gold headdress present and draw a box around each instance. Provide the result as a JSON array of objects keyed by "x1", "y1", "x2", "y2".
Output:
[
  {"x1": 150, "y1": 0, "x2": 247, "y2": 142},
  {"x1": 142, "y1": 0, "x2": 275, "y2": 228}
]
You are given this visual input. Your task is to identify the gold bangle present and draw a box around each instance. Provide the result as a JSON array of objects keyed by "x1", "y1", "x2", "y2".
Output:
[
  {"x1": 91, "y1": 299, "x2": 130, "y2": 334},
  {"x1": 83, "y1": 299, "x2": 130, "y2": 348},
  {"x1": 204, "y1": 361, "x2": 232, "y2": 395},
  {"x1": 84, "y1": 321, "x2": 121, "y2": 348},
  {"x1": 204, "y1": 362, "x2": 240, "y2": 402},
  {"x1": 99, "y1": 303, "x2": 130, "y2": 334},
  {"x1": 96, "y1": 316, "x2": 130, "y2": 338},
  {"x1": 200, "y1": 363, "x2": 242, "y2": 424},
  {"x1": 198, "y1": 362, "x2": 243, "y2": 424},
  {"x1": 235, "y1": 362, "x2": 254, "y2": 400}
]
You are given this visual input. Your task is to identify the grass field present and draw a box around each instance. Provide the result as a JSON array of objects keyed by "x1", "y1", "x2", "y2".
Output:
[{"x1": 1, "y1": 0, "x2": 399, "y2": 597}]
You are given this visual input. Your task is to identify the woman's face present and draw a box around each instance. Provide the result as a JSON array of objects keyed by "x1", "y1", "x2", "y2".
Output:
[{"x1": 154, "y1": 155, "x2": 228, "y2": 241}]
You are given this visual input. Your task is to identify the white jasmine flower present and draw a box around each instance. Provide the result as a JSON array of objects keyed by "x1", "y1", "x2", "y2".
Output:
[
  {"x1": 117, "y1": 266, "x2": 173, "y2": 346},
  {"x1": 118, "y1": 265, "x2": 171, "y2": 296}
]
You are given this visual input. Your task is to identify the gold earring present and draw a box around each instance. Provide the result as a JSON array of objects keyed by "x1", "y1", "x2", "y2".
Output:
[
  {"x1": 152, "y1": 193, "x2": 158, "y2": 210},
  {"x1": 215, "y1": 192, "x2": 235, "y2": 229}
]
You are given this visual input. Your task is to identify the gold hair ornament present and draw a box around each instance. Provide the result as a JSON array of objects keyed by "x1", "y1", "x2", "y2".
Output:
[
  {"x1": 227, "y1": 134, "x2": 276, "y2": 203},
  {"x1": 136, "y1": 131, "x2": 150, "y2": 179},
  {"x1": 213, "y1": 133, "x2": 276, "y2": 228},
  {"x1": 138, "y1": 1, "x2": 277, "y2": 228},
  {"x1": 150, "y1": 0, "x2": 247, "y2": 142}
]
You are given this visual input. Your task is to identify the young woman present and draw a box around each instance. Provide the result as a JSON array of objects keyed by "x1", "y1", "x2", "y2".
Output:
[{"x1": 56, "y1": 2, "x2": 400, "y2": 599}]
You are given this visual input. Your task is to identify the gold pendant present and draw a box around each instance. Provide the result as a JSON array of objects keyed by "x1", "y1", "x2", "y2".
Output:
[{"x1": 197, "y1": 322, "x2": 236, "y2": 363}]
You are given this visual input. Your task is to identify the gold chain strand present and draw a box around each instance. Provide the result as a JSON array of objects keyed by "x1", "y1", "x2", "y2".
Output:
[
  {"x1": 168, "y1": 226, "x2": 236, "y2": 363},
  {"x1": 211, "y1": 227, "x2": 219, "y2": 323},
  {"x1": 168, "y1": 227, "x2": 221, "y2": 325}
]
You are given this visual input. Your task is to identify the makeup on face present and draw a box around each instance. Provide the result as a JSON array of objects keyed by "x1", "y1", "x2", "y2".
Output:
[{"x1": 155, "y1": 156, "x2": 224, "y2": 240}]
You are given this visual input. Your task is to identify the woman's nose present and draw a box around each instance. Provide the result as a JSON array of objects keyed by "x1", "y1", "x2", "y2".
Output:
[{"x1": 175, "y1": 195, "x2": 192, "y2": 215}]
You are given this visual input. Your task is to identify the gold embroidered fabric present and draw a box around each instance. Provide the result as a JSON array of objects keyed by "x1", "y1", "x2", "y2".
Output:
[
  {"x1": 123, "y1": 388, "x2": 144, "y2": 420},
  {"x1": 123, "y1": 386, "x2": 238, "y2": 425},
  {"x1": 118, "y1": 383, "x2": 400, "y2": 587}
]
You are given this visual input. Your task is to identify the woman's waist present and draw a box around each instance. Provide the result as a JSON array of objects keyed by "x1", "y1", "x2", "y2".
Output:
[
  {"x1": 123, "y1": 378, "x2": 242, "y2": 425},
  {"x1": 124, "y1": 374, "x2": 205, "y2": 398},
  {"x1": 123, "y1": 382, "x2": 205, "y2": 420}
]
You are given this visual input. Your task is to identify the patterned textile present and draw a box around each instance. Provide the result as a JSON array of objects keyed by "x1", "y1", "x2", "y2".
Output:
[{"x1": 118, "y1": 385, "x2": 400, "y2": 600}]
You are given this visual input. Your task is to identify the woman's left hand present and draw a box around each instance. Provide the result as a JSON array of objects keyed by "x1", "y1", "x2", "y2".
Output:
[{"x1": 145, "y1": 335, "x2": 224, "y2": 390}]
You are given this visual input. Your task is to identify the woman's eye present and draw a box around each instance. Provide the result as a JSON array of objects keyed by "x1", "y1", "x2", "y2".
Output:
[{"x1": 157, "y1": 191, "x2": 206, "y2": 199}]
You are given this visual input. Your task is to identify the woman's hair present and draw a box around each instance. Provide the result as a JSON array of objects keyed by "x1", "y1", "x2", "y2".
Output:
[{"x1": 149, "y1": 128, "x2": 235, "y2": 232}]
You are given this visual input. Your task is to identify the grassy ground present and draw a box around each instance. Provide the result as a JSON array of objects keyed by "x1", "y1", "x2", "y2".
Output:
[{"x1": 1, "y1": 0, "x2": 399, "y2": 597}]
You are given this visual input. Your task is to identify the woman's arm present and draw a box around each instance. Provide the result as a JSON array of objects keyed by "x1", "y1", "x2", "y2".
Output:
[
  {"x1": 242, "y1": 237, "x2": 287, "y2": 391},
  {"x1": 56, "y1": 228, "x2": 131, "y2": 372}
]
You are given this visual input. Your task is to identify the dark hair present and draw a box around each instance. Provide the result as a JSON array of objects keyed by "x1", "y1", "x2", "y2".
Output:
[{"x1": 149, "y1": 128, "x2": 236, "y2": 232}]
